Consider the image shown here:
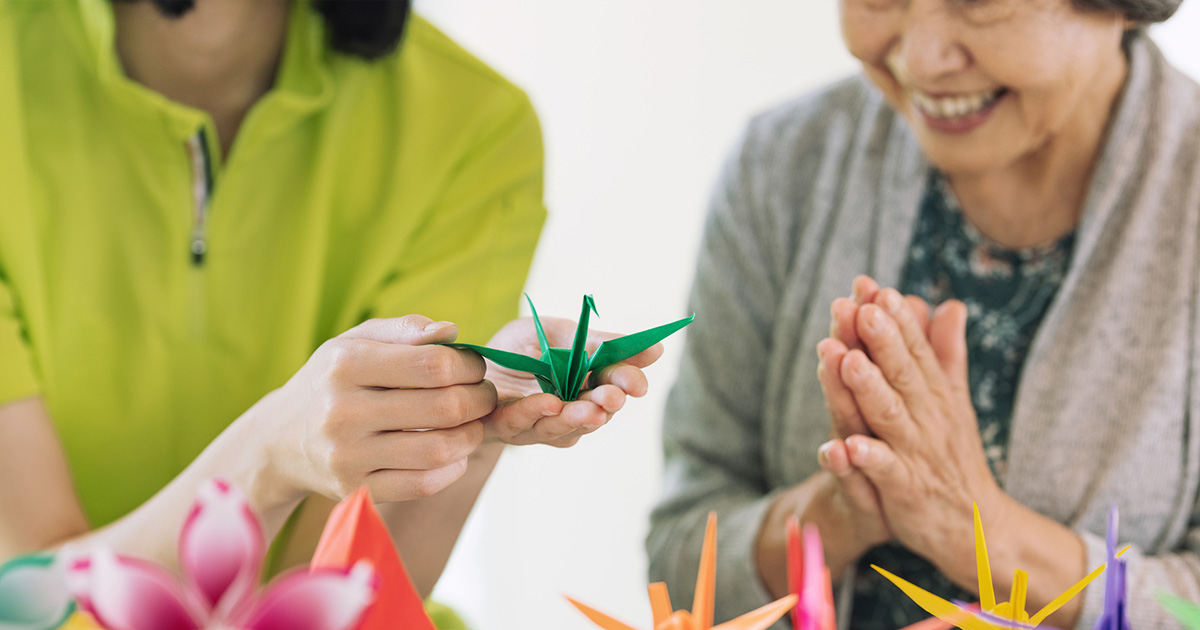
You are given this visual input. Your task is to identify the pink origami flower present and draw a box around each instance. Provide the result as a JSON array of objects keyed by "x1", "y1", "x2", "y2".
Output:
[{"x1": 65, "y1": 479, "x2": 378, "y2": 630}]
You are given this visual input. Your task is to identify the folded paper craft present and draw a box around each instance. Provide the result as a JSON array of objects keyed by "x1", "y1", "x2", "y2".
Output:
[
  {"x1": 874, "y1": 504, "x2": 1125, "y2": 630},
  {"x1": 1093, "y1": 507, "x2": 1129, "y2": 630},
  {"x1": 1159, "y1": 593, "x2": 1200, "y2": 629},
  {"x1": 445, "y1": 295, "x2": 694, "y2": 401},
  {"x1": 0, "y1": 553, "x2": 74, "y2": 630},
  {"x1": 567, "y1": 513, "x2": 797, "y2": 630},
  {"x1": 787, "y1": 517, "x2": 835, "y2": 630},
  {"x1": 64, "y1": 478, "x2": 377, "y2": 630},
  {"x1": 310, "y1": 486, "x2": 436, "y2": 630}
]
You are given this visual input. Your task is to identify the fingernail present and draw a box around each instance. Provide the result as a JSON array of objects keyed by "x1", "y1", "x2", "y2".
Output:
[
  {"x1": 868, "y1": 307, "x2": 886, "y2": 331},
  {"x1": 818, "y1": 441, "x2": 832, "y2": 465},
  {"x1": 882, "y1": 291, "x2": 902, "y2": 314},
  {"x1": 425, "y1": 320, "x2": 454, "y2": 332}
]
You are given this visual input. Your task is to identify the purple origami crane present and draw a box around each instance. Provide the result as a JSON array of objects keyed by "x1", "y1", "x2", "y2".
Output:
[
  {"x1": 64, "y1": 478, "x2": 378, "y2": 630},
  {"x1": 1094, "y1": 506, "x2": 1129, "y2": 630}
]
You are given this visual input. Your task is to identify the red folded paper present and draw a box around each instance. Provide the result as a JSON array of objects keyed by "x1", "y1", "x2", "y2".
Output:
[{"x1": 311, "y1": 487, "x2": 436, "y2": 630}]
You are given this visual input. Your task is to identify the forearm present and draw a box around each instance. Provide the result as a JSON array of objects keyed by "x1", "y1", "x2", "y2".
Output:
[
  {"x1": 380, "y1": 441, "x2": 504, "y2": 597},
  {"x1": 755, "y1": 471, "x2": 877, "y2": 598},
  {"x1": 13, "y1": 395, "x2": 301, "y2": 569}
]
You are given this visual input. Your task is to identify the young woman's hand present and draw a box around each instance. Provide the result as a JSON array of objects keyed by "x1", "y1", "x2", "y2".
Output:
[
  {"x1": 478, "y1": 316, "x2": 664, "y2": 447},
  {"x1": 250, "y1": 316, "x2": 495, "y2": 506}
]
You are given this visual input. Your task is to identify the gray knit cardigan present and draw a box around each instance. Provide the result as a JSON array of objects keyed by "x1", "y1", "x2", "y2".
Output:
[{"x1": 647, "y1": 35, "x2": 1200, "y2": 630}]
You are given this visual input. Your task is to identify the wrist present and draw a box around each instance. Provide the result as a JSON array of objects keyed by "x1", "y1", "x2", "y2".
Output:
[{"x1": 216, "y1": 391, "x2": 306, "y2": 517}]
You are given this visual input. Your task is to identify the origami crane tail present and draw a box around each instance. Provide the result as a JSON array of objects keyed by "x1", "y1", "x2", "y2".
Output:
[
  {"x1": 1157, "y1": 592, "x2": 1200, "y2": 630},
  {"x1": 565, "y1": 596, "x2": 641, "y2": 630},
  {"x1": 693, "y1": 512, "x2": 718, "y2": 630},
  {"x1": 712, "y1": 594, "x2": 798, "y2": 630},
  {"x1": 587, "y1": 314, "x2": 695, "y2": 375},
  {"x1": 872, "y1": 565, "x2": 1001, "y2": 630}
]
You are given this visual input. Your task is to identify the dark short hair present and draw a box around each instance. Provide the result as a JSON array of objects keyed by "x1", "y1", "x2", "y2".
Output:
[
  {"x1": 110, "y1": 0, "x2": 412, "y2": 60},
  {"x1": 1073, "y1": 0, "x2": 1183, "y2": 22}
]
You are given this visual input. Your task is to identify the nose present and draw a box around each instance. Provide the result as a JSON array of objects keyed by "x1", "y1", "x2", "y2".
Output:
[{"x1": 891, "y1": 3, "x2": 970, "y2": 85}]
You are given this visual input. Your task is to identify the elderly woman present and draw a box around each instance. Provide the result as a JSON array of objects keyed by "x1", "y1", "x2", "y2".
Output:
[{"x1": 648, "y1": 0, "x2": 1199, "y2": 628}]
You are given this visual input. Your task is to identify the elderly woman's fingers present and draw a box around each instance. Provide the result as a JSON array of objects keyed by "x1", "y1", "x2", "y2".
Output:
[
  {"x1": 831, "y1": 298, "x2": 861, "y2": 349},
  {"x1": 870, "y1": 289, "x2": 945, "y2": 388},
  {"x1": 852, "y1": 275, "x2": 881, "y2": 304},
  {"x1": 819, "y1": 439, "x2": 885, "y2": 516},
  {"x1": 817, "y1": 338, "x2": 871, "y2": 438},
  {"x1": 904, "y1": 295, "x2": 932, "y2": 337},
  {"x1": 854, "y1": 304, "x2": 934, "y2": 410},
  {"x1": 840, "y1": 350, "x2": 918, "y2": 448},
  {"x1": 929, "y1": 300, "x2": 970, "y2": 393},
  {"x1": 844, "y1": 434, "x2": 909, "y2": 498}
]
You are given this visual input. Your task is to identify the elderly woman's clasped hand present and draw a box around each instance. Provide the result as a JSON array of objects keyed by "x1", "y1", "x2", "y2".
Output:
[{"x1": 815, "y1": 275, "x2": 1007, "y2": 585}]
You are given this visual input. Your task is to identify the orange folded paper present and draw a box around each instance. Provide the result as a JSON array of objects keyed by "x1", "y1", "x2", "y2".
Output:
[
  {"x1": 311, "y1": 487, "x2": 435, "y2": 630},
  {"x1": 567, "y1": 512, "x2": 798, "y2": 630}
]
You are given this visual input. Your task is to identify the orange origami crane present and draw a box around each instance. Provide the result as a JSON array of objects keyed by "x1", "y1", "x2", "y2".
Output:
[
  {"x1": 567, "y1": 513, "x2": 797, "y2": 630},
  {"x1": 872, "y1": 504, "x2": 1127, "y2": 630},
  {"x1": 310, "y1": 487, "x2": 436, "y2": 630}
]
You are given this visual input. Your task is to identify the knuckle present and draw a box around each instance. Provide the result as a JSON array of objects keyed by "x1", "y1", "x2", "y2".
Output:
[
  {"x1": 889, "y1": 361, "x2": 919, "y2": 390},
  {"x1": 418, "y1": 348, "x2": 458, "y2": 384},
  {"x1": 422, "y1": 434, "x2": 457, "y2": 468},
  {"x1": 323, "y1": 339, "x2": 367, "y2": 383},
  {"x1": 431, "y1": 388, "x2": 468, "y2": 421}
]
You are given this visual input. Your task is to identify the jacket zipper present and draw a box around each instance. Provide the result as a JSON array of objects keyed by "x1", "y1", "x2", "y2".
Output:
[{"x1": 186, "y1": 129, "x2": 214, "y2": 266}]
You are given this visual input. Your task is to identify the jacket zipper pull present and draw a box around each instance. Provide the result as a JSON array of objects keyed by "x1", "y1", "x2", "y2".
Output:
[{"x1": 186, "y1": 129, "x2": 214, "y2": 266}]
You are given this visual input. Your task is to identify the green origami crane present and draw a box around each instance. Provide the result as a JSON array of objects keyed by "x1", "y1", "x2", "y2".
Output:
[
  {"x1": 446, "y1": 295, "x2": 694, "y2": 401},
  {"x1": 1160, "y1": 592, "x2": 1200, "y2": 629}
]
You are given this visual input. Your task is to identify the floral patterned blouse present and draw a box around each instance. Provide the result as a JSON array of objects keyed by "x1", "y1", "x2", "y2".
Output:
[{"x1": 850, "y1": 171, "x2": 1076, "y2": 628}]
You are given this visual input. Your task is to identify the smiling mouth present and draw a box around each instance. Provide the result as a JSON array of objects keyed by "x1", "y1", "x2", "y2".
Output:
[{"x1": 911, "y1": 87, "x2": 1009, "y2": 119}]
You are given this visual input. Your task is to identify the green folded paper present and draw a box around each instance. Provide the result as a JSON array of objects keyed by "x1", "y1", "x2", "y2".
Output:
[
  {"x1": 446, "y1": 295, "x2": 694, "y2": 401},
  {"x1": 1159, "y1": 592, "x2": 1200, "y2": 629}
]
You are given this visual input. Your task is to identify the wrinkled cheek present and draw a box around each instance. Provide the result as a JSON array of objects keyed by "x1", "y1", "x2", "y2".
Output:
[{"x1": 839, "y1": 7, "x2": 903, "y2": 100}]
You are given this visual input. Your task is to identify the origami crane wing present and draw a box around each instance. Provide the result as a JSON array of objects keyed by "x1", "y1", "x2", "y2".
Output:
[
  {"x1": 711, "y1": 594, "x2": 798, "y2": 630},
  {"x1": 1159, "y1": 593, "x2": 1200, "y2": 629},
  {"x1": 564, "y1": 596, "x2": 641, "y2": 630},
  {"x1": 872, "y1": 565, "x2": 1004, "y2": 630},
  {"x1": 586, "y1": 314, "x2": 696, "y2": 374}
]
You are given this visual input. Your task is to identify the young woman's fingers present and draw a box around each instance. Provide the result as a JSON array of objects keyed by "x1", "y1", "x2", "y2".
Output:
[
  {"x1": 817, "y1": 338, "x2": 870, "y2": 438},
  {"x1": 359, "y1": 421, "x2": 484, "y2": 472},
  {"x1": 839, "y1": 350, "x2": 917, "y2": 449},
  {"x1": 575, "y1": 384, "x2": 626, "y2": 414},
  {"x1": 354, "y1": 381, "x2": 498, "y2": 432},
  {"x1": 481, "y1": 394, "x2": 564, "y2": 442},
  {"x1": 363, "y1": 459, "x2": 470, "y2": 502},
  {"x1": 588, "y1": 363, "x2": 649, "y2": 398}
]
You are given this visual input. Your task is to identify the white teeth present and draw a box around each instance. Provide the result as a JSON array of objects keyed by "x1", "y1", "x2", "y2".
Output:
[{"x1": 911, "y1": 89, "x2": 1001, "y2": 119}]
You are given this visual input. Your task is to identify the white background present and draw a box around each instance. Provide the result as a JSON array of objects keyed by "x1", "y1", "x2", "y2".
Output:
[{"x1": 413, "y1": 3, "x2": 1200, "y2": 629}]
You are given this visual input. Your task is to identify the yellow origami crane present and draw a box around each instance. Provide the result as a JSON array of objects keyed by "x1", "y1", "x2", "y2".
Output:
[
  {"x1": 873, "y1": 504, "x2": 1128, "y2": 630},
  {"x1": 567, "y1": 513, "x2": 798, "y2": 630}
]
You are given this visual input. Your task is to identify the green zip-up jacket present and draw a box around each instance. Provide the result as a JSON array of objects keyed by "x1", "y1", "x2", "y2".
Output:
[{"x1": 0, "y1": 0, "x2": 546, "y2": 529}]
